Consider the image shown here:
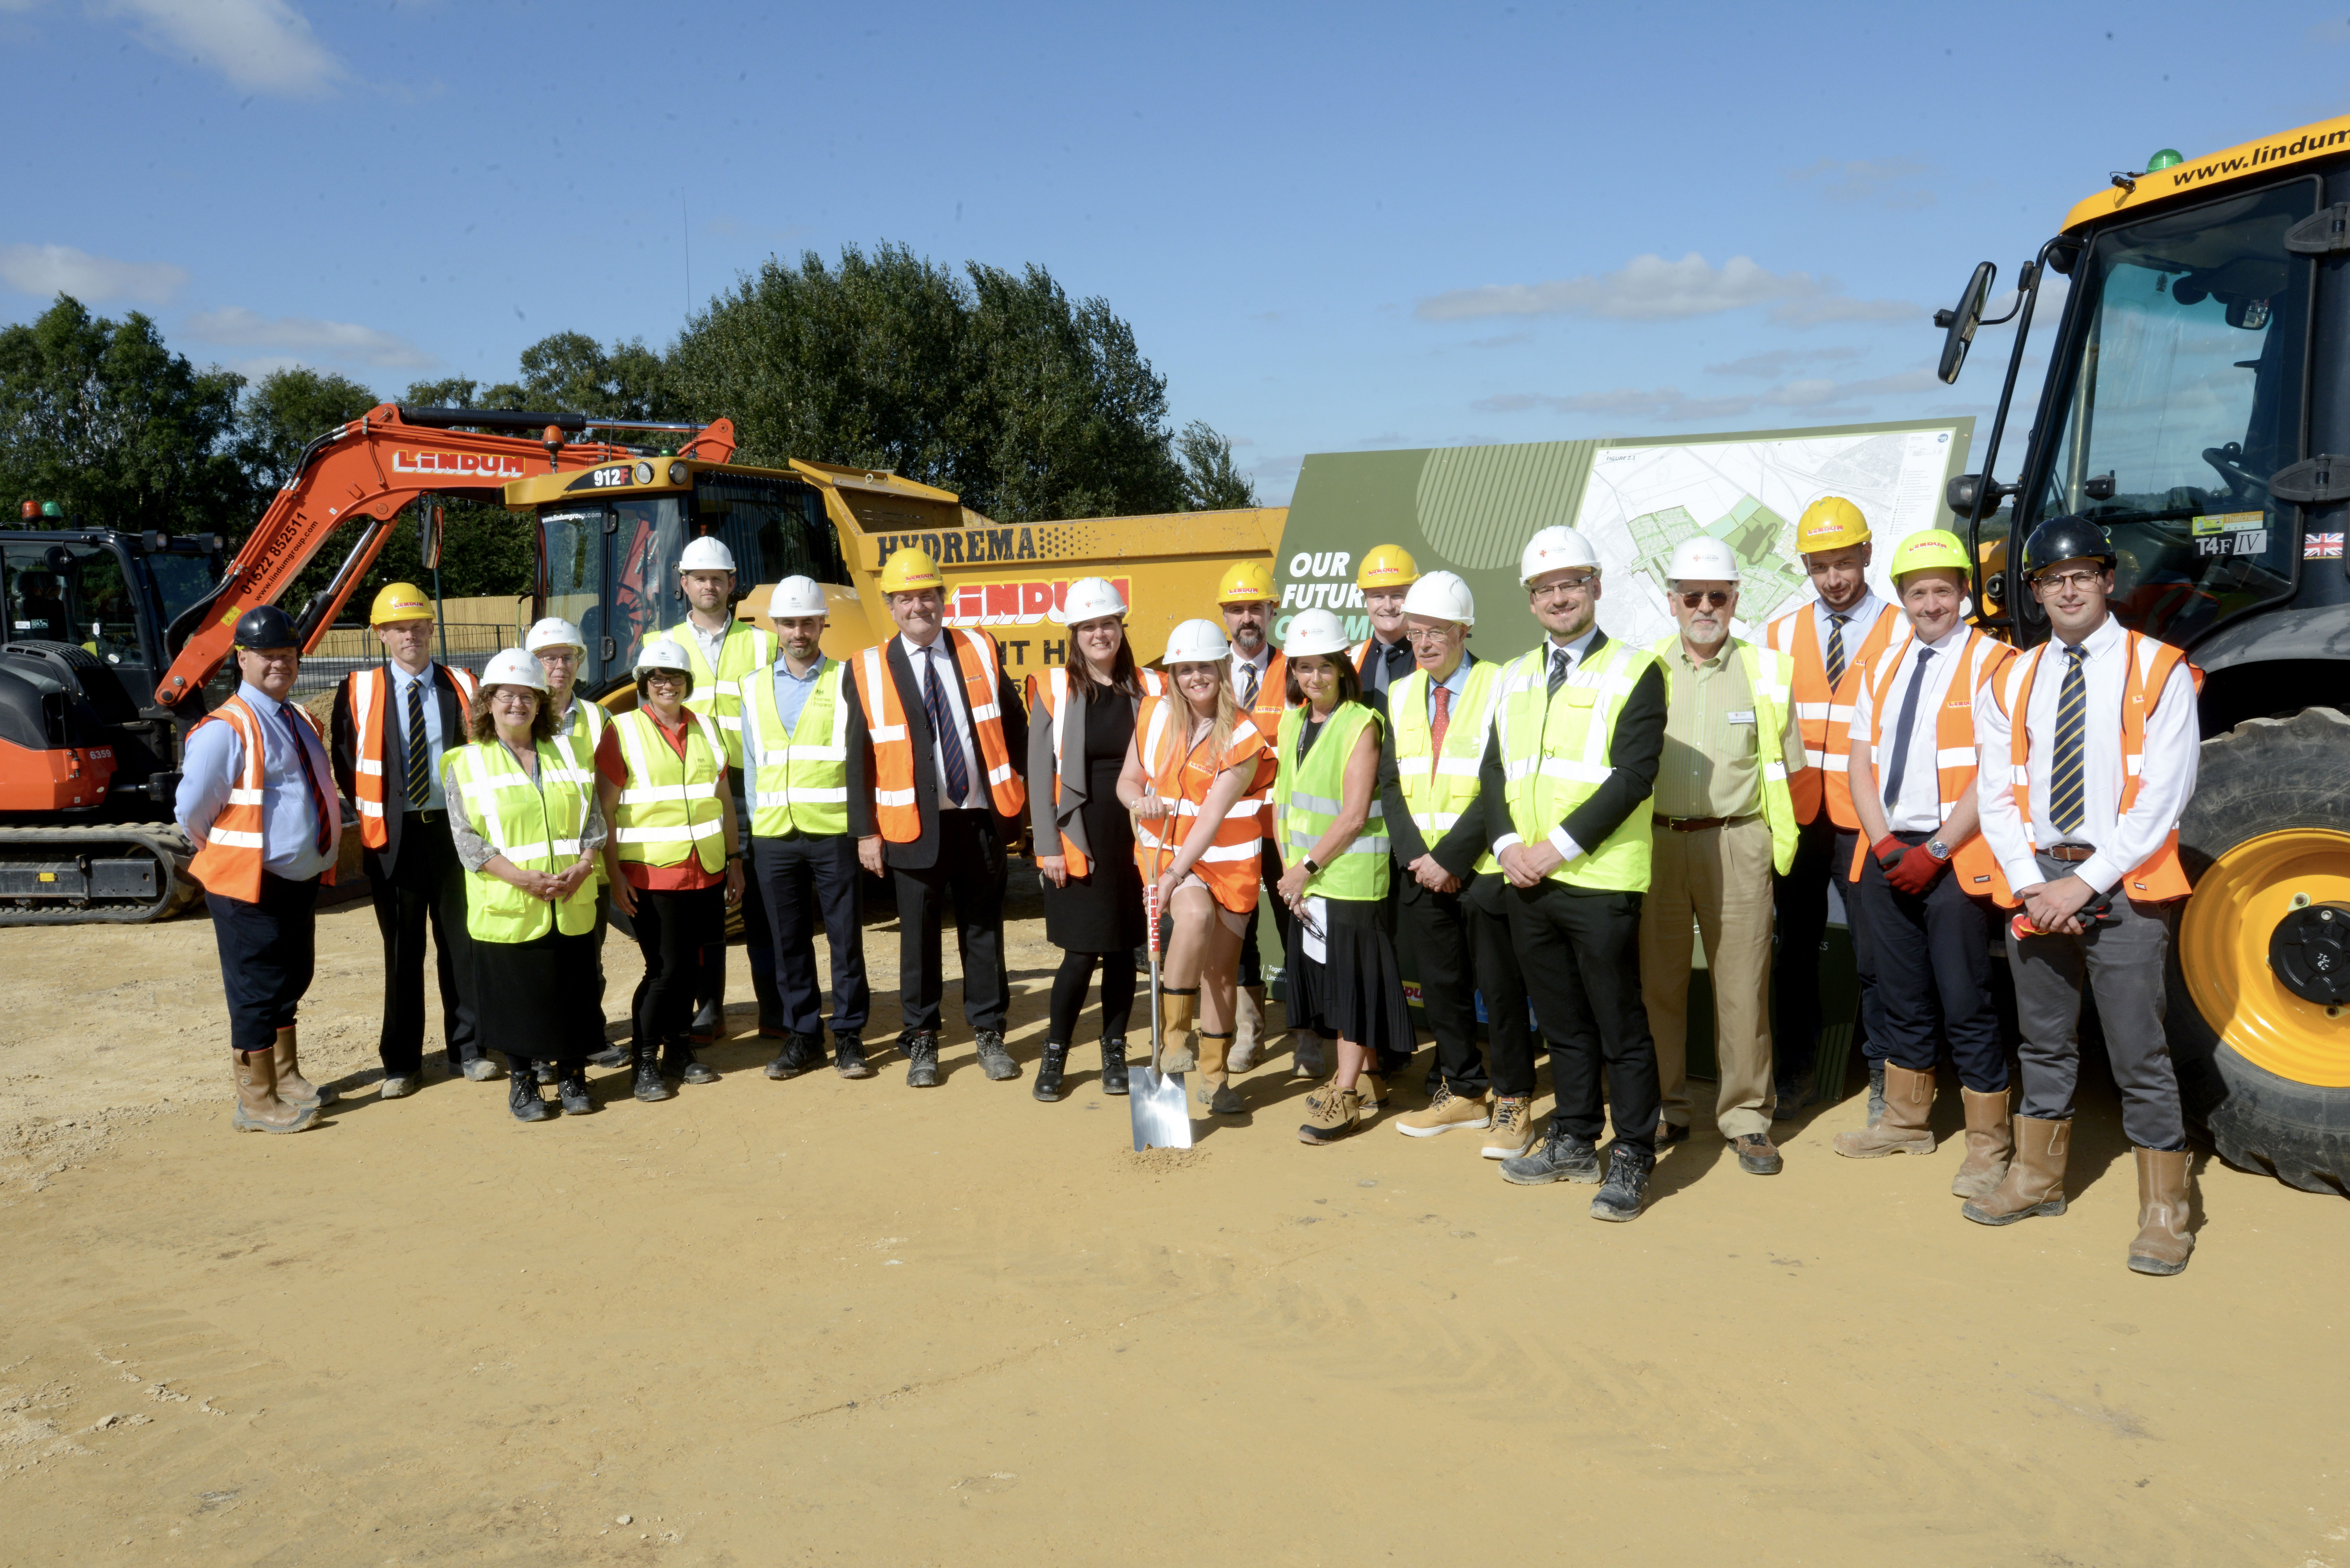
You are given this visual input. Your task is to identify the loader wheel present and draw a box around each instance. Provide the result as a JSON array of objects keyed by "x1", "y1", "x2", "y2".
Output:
[{"x1": 2168, "y1": 707, "x2": 2350, "y2": 1196}]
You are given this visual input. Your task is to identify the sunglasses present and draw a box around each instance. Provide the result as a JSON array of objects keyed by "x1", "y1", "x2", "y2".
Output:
[{"x1": 1677, "y1": 590, "x2": 1733, "y2": 609}]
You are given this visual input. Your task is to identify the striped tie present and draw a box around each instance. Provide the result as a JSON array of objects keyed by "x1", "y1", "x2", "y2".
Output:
[
  {"x1": 924, "y1": 648, "x2": 970, "y2": 807},
  {"x1": 1547, "y1": 645, "x2": 1572, "y2": 696},
  {"x1": 2048, "y1": 644, "x2": 2088, "y2": 836},
  {"x1": 404, "y1": 676, "x2": 431, "y2": 809},
  {"x1": 1824, "y1": 612, "x2": 1849, "y2": 688}
]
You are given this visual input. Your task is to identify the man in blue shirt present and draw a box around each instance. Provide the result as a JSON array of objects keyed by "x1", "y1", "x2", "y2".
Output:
[{"x1": 177, "y1": 607, "x2": 342, "y2": 1134}]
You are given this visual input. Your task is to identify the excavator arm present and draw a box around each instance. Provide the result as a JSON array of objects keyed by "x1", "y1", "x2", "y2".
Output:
[{"x1": 154, "y1": 405, "x2": 736, "y2": 707}]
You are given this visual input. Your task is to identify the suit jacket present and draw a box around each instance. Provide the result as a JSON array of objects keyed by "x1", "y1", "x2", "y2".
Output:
[
  {"x1": 330, "y1": 661, "x2": 471, "y2": 877},
  {"x1": 1475, "y1": 630, "x2": 1668, "y2": 877},
  {"x1": 842, "y1": 637, "x2": 1029, "y2": 871},
  {"x1": 1377, "y1": 651, "x2": 1493, "y2": 903}
]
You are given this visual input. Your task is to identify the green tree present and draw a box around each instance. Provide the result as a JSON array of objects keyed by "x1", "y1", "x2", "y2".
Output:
[
  {"x1": 236, "y1": 366, "x2": 382, "y2": 494},
  {"x1": 1175, "y1": 419, "x2": 1259, "y2": 511},
  {"x1": 488, "y1": 331, "x2": 678, "y2": 423}
]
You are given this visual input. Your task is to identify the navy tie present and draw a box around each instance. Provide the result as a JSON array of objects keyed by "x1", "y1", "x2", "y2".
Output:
[
  {"x1": 404, "y1": 676, "x2": 430, "y2": 809},
  {"x1": 279, "y1": 705, "x2": 335, "y2": 856},
  {"x1": 925, "y1": 648, "x2": 971, "y2": 807},
  {"x1": 1879, "y1": 647, "x2": 1936, "y2": 816},
  {"x1": 1824, "y1": 612, "x2": 1850, "y2": 688},
  {"x1": 2050, "y1": 644, "x2": 2089, "y2": 836},
  {"x1": 1240, "y1": 661, "x2": 1260, "y2": 708}
]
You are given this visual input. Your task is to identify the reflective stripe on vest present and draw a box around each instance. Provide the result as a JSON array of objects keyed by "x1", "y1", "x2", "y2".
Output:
[
  {"x1": 1763, "y1": 600, "x2": 1899, "y2": 828},
  {"x1": 443, "y1": 739, "x2": 598, "y2": 943},
  {"x1": 1028, "y1": 667, "x2": 1092, "y2": 878},
  {"x1": 1494, "y1": 638, "x2": 1658, "y2": 892},
  {"x1": 1390, "y1": 660, "x2": 1504, "y2": 878},
  {"x1": 1848, "y1": 627, "x2": 2014, "y2": 895},
  {"x1": 348, "y1": 663, "x2": 478, "y2": 849},
  {"x1": 551, "y1": 698, "x2": 610, "y2": 883},
  {"x1": 1272, "y1": 701, "x2": 1387, "y2": 902},
  {"x1": 1648, "y1": 635, "x2": 1802, "y2": 877},
  {"x1": 1244, "y1": 651, "x2": 1288, "y2": 839},
  {"x1": 668, "y1": 618, "x2": 777, "y2": 769},
  {"x1": 854, "y1": 630, "x2": 1027, "y2": 843},
  {"x1": 185, "y1": 696, "x2": 336, "y2": 903},
  {"x1": 610, "y1": 707, "x2": 727, "y2": 871},
  {"x1": 1133, "y1": 693, "x2": 1271, "y2": 916},
  {"x1": 741, "y1": 657, "x2": 851, "y2": 839}
]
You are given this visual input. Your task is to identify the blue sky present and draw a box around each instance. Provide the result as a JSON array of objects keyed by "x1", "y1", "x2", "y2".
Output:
[{"x1": 5, "y1": 0, "x2": 2346, "y2": 504}]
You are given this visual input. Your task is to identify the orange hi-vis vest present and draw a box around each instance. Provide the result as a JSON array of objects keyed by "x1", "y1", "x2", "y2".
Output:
[
  {"x1": 347, "y1": 663, "x2": 478, "y2": 849},
  {"x1": 1846, "y1": 627, "x2": 2014, "y2": 894},
  {"x1": 1238, "y1": 649, "x2": 1287, "y2": 839},
  {"x1": 185, "y1": 695, "x2": 337, "y2": 904},
  {"x1": 857, "y1": 630, "x2": 1025, "y2": 842},
  {"x1": 1990, "y1": 630, "x2": 2201, "y2": 907},
  {"x1": 1132, "y1": 692, "x2": 1273, "y2": 917},
  {"x1": 1764, "y1": 599, "x2": 1899, "y2": 827},
  {"x1": 1026, "y1": 665, "x2": 1163, "y2": 878}
]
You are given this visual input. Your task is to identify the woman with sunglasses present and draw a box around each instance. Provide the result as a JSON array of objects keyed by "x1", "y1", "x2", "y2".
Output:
[{"x1": 1274, "y1": 607, "x2": 1411, "y2": 1144}]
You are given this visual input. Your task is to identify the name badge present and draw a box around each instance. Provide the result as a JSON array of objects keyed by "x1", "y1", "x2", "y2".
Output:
[{"x1": 1728, "y1": 709, "x2": 1756, "y2": 725}]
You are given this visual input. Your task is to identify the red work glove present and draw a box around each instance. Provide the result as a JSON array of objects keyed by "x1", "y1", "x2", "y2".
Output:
[
  {"x1": 1872, "y1": 835, "x2": 1906, "y2": 871},
  {"x1": 1886, "y1": 843, "x2": 1944, "y2": 895}
]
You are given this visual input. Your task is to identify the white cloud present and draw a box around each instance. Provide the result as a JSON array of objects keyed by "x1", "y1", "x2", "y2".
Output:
[
  {"x1": 1705, "y1": 345, "x2": 1863, "y2": 379},
  {"x1": 1785, "y1": 157, "x2": 1936, "y2": 209},
  {"x1": 0, "y1": 242, "x2": 188, "y2": 304},
  {"x1": 1418, "y1": 252, "x2": 1916, "y2": 329},
  {"x1": 102, "y1": 0, "x2": 345, "y2": 98},
  {"x1": 1770, "y1": 294, "x2": 1921, "y2": 327},
  {"x1": 182, "y1": 306, "x2": 434, "y2": 369},
  {"x1": 1473, "y1": 365, "x2": 1945, "y2": 425}
]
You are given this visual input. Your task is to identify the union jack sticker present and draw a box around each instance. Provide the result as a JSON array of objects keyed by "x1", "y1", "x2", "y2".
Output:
[{"x1": 2306, "y1": 532, "x2": 2344, "y2": 559}]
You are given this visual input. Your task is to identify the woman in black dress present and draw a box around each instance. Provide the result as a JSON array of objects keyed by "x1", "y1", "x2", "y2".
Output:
[{"x1": 1026, "y1": 577, "x2": 1154, "y2": 1102}]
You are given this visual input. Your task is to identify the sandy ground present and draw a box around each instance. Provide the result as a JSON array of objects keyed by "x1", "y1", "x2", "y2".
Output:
[{"x1": 3, "y1": 878, "x2": 2349, "y2": 1568}]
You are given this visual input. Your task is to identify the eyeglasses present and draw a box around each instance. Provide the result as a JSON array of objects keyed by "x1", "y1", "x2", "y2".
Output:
[
  {"x1": 2034, "y1": 569, "x2": 2108, "y2": 592},
  {"x1": 490, "y1": 690, "x2": 540, "y2": 706},
  {"x1": 537, "y1": 650, "x2": 579, "y2": 666},
  {"x1": 643, "y1": 671, "x2": 687, "y2": 687},
  {"x1": 1531, "y1": 575, "x2": 1596, "y2": 599},
  {"x1": 1677, "y1": 590, "x2": 1734, "y2": 609},
  {"x1": 1403, "y1": 626, "x2": 1456, "y2": 645}
]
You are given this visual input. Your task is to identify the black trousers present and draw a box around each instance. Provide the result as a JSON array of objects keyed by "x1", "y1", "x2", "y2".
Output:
[
  {"x1": 1772, "y1": 814, "x2": 1882, "y2": 1081},
  {"x1": 1400, "y1": 876, "x2": 1538, "y2": 1098},
  {"x1": 1237, "y1": 839, "x2": 1291, "y2": 990},
  {"x1": 696, "y1": 788, "x2": 782, "y2": 1031},
  {"x1": 1050, "y1": 950, "x2": 1137, "y2": 1044},
  {"x1": 633, "y1": 886, "x2": 723, "y2": 1050},
  {"x1": 366, "y1": 813, "x2": 478, "y2": 1077},
  {"x1": 892, "y1": 811, "x2": 1009, "y2": 1037},
  {"x1": 1850, "y1": 837, "x2": 2007, "y2": 1091},
  {"x1": 1505, "y1": 880, "x2": 1660, "y2": 1150},
  {"x1": 208, "y1": 872, "x2": 320, "y2": 1054},
  {"x1": 753, "y1": 831, "x2": 870, "y2": 1037}
]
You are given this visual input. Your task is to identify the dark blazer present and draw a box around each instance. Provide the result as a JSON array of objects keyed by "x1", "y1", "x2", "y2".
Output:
[
  {"x1": 1377, "y1": 650, "x2": 1492, "y2": 902},
  {"x1": 841, "y1": 636, "x2": 1029, "y2": 871},
  {"x1": 1475, "y1": 630, "x2": 1668, "y2": 871},
  {"x1": 329, "y1": 661, "x2": 471, "y2": 877}
]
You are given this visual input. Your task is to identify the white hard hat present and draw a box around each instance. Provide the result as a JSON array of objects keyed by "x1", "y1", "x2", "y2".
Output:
[
  {"x1": 1401, "y1": 569, "x2": 1475, "y2": 626},
  {"x1": 1667, "y1": 534, "x2": 1741, "y2": 583},
  {"x1": 679, "y1": 536, "x2": 736, "y2": 574},
  {"x1": 480, "y1": 647, "x2": 550, "y2": 693},
  {"x1": 1163, "y1": 618, "x2": 1230, "y2": 664},
  {"x1": 1283, "y1": 607, "x2": 1351, "y2": 658},
  {"x1": 766, "y1": 575, "x2": 828, "y2": 619},
  {"x1": 1519, "y1": 525, "x2": 1600, "y2": 584},
  {"x1": 1060, "y1": 576, "x2": 1127, "y2": 624},
  {"x1": 635, "y1": 636, "x2": 693, "y2": 675},
  {"x1": 524, "y1": 616, "x2": 585, "y2": 655}
]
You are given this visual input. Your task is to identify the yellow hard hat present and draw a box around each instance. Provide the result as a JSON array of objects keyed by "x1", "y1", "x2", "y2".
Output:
[
  {"x1": 1215, "y1": 560, "x2": 1276, "y2": 604},
  {"x1": 369, "y1": 581, "x2": 434, "y2": 625},
  {"x1": 1356, "y1": 543, "x2": 1420, "y2": 591},
  {"x1": 1795, "y1": 496, "x2": 1871, "y2": 554},
  {"x1": 1888, "y1": 528, "x2": 1971, "y2": 581},
  {"x1": 877, "y1": 546, "x2": 944, "y2": 595}
]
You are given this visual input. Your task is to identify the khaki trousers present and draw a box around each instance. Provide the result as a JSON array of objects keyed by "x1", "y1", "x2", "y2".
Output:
[{"x1": 1642, "y1": 815, "x2": 1776, "y2": 1141}]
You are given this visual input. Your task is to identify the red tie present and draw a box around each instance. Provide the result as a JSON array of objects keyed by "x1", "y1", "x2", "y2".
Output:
[{"x1": 1429, "y1": 683, "x2": 1452, "y2": 775}]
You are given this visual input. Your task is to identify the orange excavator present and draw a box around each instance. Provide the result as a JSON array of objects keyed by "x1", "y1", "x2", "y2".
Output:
[{"x1": 0, "y1": 404, "x2": 736, "y2": 923}]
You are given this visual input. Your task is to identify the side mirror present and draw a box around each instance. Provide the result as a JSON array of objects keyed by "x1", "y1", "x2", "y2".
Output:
[
  {"x1": 1934, "y1": 261, "x2": 1998, "y2": 385},
  {"x1": 1946, "y1": 473, "x2": 2013, "y2": 517},
  {"x1": 418, "y1": 497, "x2": 444, "y2": 571}
]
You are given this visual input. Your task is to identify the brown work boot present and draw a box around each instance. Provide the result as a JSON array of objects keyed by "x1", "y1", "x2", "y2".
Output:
[
  {"x1": 1157, "y1": 987, "x2": 1198, "y2": 1072},
  {"x1": 1230, "y1": 985, "x2": 1268, "y2": 1072},
  {"x1": 1298, "y1": 1081, "x2": 1363, "y2": 1145},
  {"x1": 231, "y1": 1049, "x2": 316, "y2": 1134},
  {"x1": 2127, "y1": 1147, "x2": 2195, "y2": 1276},
  {"x1": 270, "y1": 1025, "x2": 333, "y2": 1111},
  {"x1": 1480, "y1": 1095, "x2": 1537, "y2": 1159},
  {"x1": 1194, "y1": 1030, "x2": 1242, "y2": 1114},
  {"x1": 1950, "y1": 1085, "x2": 2013, "y2": 1199},
  {"x1": 1395, "y1": 1083, "x2": 1492, "y2": 1138},
  {"x1": 1833, "y1": 1063, "x2": 1936, "y2": 1158},
  {"x1": 1962, "y1": 1115, "x2": 2070, "y2": 1225},
  {"x1": 1357, "y1": 1065, "x2": 1390, "y2": 1110}
]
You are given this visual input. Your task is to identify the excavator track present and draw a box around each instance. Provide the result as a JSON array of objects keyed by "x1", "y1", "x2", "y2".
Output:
[{"x1": 0, "y1": 825, "x2": 197, "y2": 925}]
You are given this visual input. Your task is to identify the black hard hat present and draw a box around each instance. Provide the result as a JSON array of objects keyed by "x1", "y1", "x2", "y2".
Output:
[
  {"x1": 233, "y1": 605, "x2": 299, "y2": 650},
  {"x1": 2020, "y1": 514, "x2": 2118, "y2": 579}
]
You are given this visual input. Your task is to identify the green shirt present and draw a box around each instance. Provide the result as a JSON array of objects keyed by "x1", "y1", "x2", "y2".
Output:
[{"x1": 1654, "y1": 638, "x2": 1807, "y2": 818}]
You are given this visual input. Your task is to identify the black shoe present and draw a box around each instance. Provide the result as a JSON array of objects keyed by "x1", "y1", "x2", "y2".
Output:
[
  {"x1": 1033, "y1": 1043, "x2": 1069, "y2": 1102},
  {"x1": 662, "y1": 1042, "x2": 719, "y2": 1086},
  {"x1": 633, "y1": 1042, "x2": 673, "y2": 1103},
  {"x1": 587, "y1": 1043, "x2": 629, "y2": 1069},
  {"x1": 1732, "y1": 1132, "x2": 1784, "y2": 1175},
  {"x1": 833, "y1": 1034, "x2": 873, "y2": 1079},
  {"x1": 1499, "y1": 1128, "x2": 1601, "y2": 1186},
  {"x1": 508, "y1": 1067, "x2": 553, "y2": 1123},
  {"x1": 904, "y1": 1032, "x2": 941, "y2": 1088},
  {"x1": 1590, "y1": 1142, "x2": 1656, "y2": 1222},
  {"x1": 765, "y1": 1032, "x2": 823, "y2": 1080},
  {"x1": 680, "y1": 1052, "x2": 719, "y2": 1086},
  {"x1": 557, "y1": 1067, "x2": 595, "y2": 1115},
  {"x1": 1656, "y1": 1119, "x2": 1691, "y2": 1146},
  {"x1": 534, "y1": 1060, "x2": 557, "y2": 1086},
  {"x1": 975, "y1": 1030, "x2": 1020, "y2": 1082},
  {"x1": 1100, "y1": 1037, "x2": 1129, "y2": 1096}
]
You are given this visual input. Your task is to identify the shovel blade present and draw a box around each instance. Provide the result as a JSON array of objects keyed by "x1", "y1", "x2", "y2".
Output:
[{"x1": 1128, "y1": 1067, "x2": 1194, "y2": 1151}]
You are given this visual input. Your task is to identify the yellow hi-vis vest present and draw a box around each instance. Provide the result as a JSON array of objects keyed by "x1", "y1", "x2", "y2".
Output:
[
  {"x1": 1494, "y1": 637, "x2": 1661, "y2": 893},
  {"x1": 666, "y1": 617, "x2": 778, "y2": 770},
  {"x1": 1389, "y1": 659, "x2": 1504, "y2": 878},
  {"x1": 610, "y1": 707, "x2": 727, "y2": 872},
  {"x1": 739, "y1": 657, "x2": 851, "y2": 839},
  {"x1": 442, "y1": 740, "x2": 599, "y2": 944},
  {"x1": 550, "y1": 695, "x2": 610, "y2": 885},
  {"x1": 1646, "y1": 634, "x2": 1801, "y2": 877},
  {"x1": 1273, "y1": 701, "x2": 1389, "y2": 903}
]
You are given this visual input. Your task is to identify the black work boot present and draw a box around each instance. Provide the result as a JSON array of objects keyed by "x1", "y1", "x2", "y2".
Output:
[
  {"x1": 1033, "y1": 1042, "x2": 1069, "y2": 1103},
  {"x1": 534, "y1": 1060, "x2": 557, "y2": 1086},
  {"x1": 633, "y1": 1041, "x2": 673, "y2": 1103},
  {"x1": 509, "y1": 1065, "x2": 554, "y2": 1123},
  {"x1": 765, "y1": 1032, "x2": 822, "y2": 1081},
  {"x1": 1590, "y1": 1142, "x2": 1657, "y2": 1223},
  {"x1": 833, "y1": 1033, "x2": 872, "y2": 1079},
  {"x1": 556, "y1": 1064, "x2": 595, "y2": 1115},
  {"x1": 689, "y1": 1000, "x2": 722, "y2": 1044},
  {"x1": 587, "y1": 1040, "x2": 629, "y2": 1068},
  {"x1": 1100, "y1": 1037, "x2": 1129, "y2": 1096},
  {"x1": 975, "y1": 1030, "x2": 1019, "y2": 1082},
  {"x1": 1498, "y1": 1127, "x2": 1601, "y2": 1186},
  {"x1": 904, "y1": 1031, "x2": 941, "y2": 1088},
  {"x1": 663, "y1": 1040, "x2": 719, "y2": 1086}
]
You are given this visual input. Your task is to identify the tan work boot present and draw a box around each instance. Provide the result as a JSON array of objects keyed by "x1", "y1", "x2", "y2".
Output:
[
  {"x1": 2127, "y1": 1147, "x2": 2195, "y2": 1276},
  {"x1": 1230, "y1": 985, "x2": 1267, "y2": 1073},
  {"x1": 1962, "y1": 1115, "x2": 2070, "y2": 1225},
  {"x1": 1195, "y1": 1030, "x2": 1242, "y2": 1114},
  {"x1": 1297, "y1": 1081, "x2": 1362, "y2": 1145},
  {"x1": 1357, "y1": 1065, "x2": 1390, "y2": 1110},
  {"x1": 1157, "y1": 987, "x2": 1198, "y2": 1072},
  {"x1": 271, "y1": 1025, "x2": 334, "y2": 1111},
  {"x1": 1480, "y1": 1095, "x2": 1537, "y2": 1159},
  {"x1": 1395, "y1": 1083, "x2": 1492, "y2": 1138},
  {"x1": 232, "y1": 1049, "x2": 316, "y2": 1134},
  {"x1": 1833, "y1": 1063, "x2": 1936, "y2": 1158},
  {"x1": 1950, "y1": 1085, "x2": 2013, "y2": 1199}
]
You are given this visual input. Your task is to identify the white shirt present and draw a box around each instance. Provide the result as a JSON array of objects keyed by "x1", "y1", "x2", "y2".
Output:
[
  {"x1": 1229, "y1": 642, "x2": 1273, "y2": 705},
  {"x1": 1490, "y1": 624, "x2": 1605, "y2": 863},
  {"x1": 1850, "y1": 621, "x2": 1967, "y2": 834},
  {"x1": 1973, "y1": 614, "x2": 2200, "y2": 896},
  {"x1": 899, "y1": 633, "x2": 985, "y2": 812},
  {"x1": 686, "y1": 616, "x2": 730, "y2": 670}
]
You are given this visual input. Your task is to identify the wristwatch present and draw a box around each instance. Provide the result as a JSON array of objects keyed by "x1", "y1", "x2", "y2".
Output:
[
  {"x1": 1301, "y1": 856, "x2": 1322, "y2": 875},
  {"x1": 1925, "y1": 839, "x2": 1952, "y2": 862}
]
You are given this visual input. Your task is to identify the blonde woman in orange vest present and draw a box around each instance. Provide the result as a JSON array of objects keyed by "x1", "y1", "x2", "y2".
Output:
[
  {"x1": 1026, "y1": 578, "x2": 1157, "y2": 1103},
  {"x1": 1968, "y1": 516, "x2": 2202, "y2": 1275},
  {"x1": 1116, "y1": 618, "x2": 1276, "y2": 1116},
  {"x1": 848, "y1": 547, "x2": 1029, "y2": 1089},
  {"x1": 1832, "y1": 531, "x2": 2015, "y2": 1189},
  {"x1": 1215, "y1": 560, "x2": 1295, "y2": 1073},
  {"x1": 177, "y1": 607, "x2": 342, "y2": 1133},
  {"x1": 329, "y1": 582, "x2": 482, "y2": 1098}
]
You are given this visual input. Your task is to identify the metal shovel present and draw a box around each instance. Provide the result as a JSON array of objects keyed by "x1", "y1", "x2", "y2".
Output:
[{"x1": 1130, "y1": 873, "x2": 1192, "y2": 1152}]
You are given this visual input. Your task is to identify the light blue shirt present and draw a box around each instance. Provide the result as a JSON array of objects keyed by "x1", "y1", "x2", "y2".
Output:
[
  {"x1": 387, "y1": 661, "x2": 448, "y2": 812},
  {"x1": 772, "y1": 656, "x2": 830, "y2": 735},
  {"x1": 176, "y1": 681, "x2": 341, "y2": 883},
  {"x1": 1810, "y1": 590, "x2": 1886, "y2": 653},
  {"x1": 1424, "y1": 652, "x2": 1472, "y2": 718}
]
